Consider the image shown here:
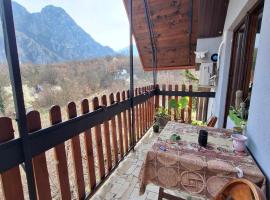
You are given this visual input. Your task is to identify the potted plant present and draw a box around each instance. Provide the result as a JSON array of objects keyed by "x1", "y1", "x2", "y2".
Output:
[
  {"x1": 155, "y1": 107, "x2": 170, "y2": 128},
  {"x1": 169, "y1": 96, "x2": 189, "y2": 122},
  {"x1": 229, "y1": 106, "x2": 247, "y2": 128},
  {"x1": 153, "y1": 121, "x2": 160, "y2": 133}
]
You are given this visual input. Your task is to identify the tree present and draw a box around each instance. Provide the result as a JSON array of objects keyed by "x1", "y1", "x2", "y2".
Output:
[{"x1": 184, "y1": 70, "x2": 199, "y2": 83}]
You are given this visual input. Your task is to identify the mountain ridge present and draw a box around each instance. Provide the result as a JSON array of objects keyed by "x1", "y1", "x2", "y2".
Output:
[
  {"x1": 0, "y1": 2, "x2": 116, "y2": 64},
  {"x1": 117, "y1": 46, "x2": 139, "y2": 57}
]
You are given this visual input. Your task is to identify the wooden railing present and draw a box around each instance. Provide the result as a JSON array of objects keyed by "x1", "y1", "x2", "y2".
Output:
[
  {"x1": 0, "y1": 85, "x2": 156, "y2": 200},
  {"x1": 156, "y1": 84, "x2": 215, "y2": 123},
  {"x1": 0, "y1": 84, "x2": 215, "y2": 200}
]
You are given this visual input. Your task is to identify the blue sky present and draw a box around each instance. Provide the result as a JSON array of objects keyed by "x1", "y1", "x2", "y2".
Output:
[{"x1": 13, "y1": 0, "x2": 130, "y2": 51}]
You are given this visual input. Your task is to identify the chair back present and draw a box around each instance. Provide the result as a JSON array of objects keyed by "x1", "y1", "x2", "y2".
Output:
[
  {"x1": 215, "y1": 179, "x2": 266, "y2": 200},
  {"x1": 207, "y1": 116, "x2": 217, "y2": 127}
]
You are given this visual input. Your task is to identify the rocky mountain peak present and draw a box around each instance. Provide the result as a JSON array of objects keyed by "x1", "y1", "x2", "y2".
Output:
[{"x1": 0, "y1": 1, "x2": 116, "y2": 64}]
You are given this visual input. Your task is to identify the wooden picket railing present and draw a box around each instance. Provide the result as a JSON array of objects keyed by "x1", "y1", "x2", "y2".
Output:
[
  {"x1": 0, "y1": 84, "x2": 214, "y2": 200},
  {"x1": 0, "y1": 85, "x2": 156, "y2": 200},
  {"x1": 155, "y1": 84, "x2": 211, "y2": 123}
]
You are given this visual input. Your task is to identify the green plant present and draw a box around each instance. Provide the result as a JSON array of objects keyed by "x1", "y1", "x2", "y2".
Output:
[
  {"x1": 155, "y1": 107, "x2": 170, "y2": 119},
  {"x1": 169, "y1": 97, "x2": 189, "y2": 119},
  {"x1": 184, "y1": 70, "x2": 199, "y2": 83},
  {"x1": 191, "y1": 120, "x2": 206, "y2": 126},
  {"x1": 155, "y1": 107, "x2": 170, "y2": 127},
  {"x1": 229, "y1": 109, "x2": 246, "y2": 127}
]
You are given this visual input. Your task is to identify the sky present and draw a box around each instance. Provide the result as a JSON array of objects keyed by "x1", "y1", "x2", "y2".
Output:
[{"x1": 13, "y1": 0, "x2": 130, "y2": 51}]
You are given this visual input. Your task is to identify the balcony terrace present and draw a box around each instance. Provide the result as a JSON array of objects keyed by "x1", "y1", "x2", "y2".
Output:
[
  {"x1": 0, "y1": 83, "x2": 215, "y2": 199},
  {"x1": 0, "y1": 0, "x2": 269, "y2": 200},
  {"x1": 91, "y1": 127, "x2": 160, "y2": 200}
]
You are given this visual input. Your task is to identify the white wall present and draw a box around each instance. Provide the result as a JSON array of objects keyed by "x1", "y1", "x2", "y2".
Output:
[
  {"x1": 213, "y1": 0, "x2": 270, "y2": 195},
  {"x1": 213, "y1": 31, "x2": 233, "y2": 127},
  {"x1": 224, "y1": 0, "x2": 258, "y2": 31},
  {"x1": 213, "y1": 0, "x2": 258, "y2": 127},
  {"x1": 247, "y1": 0, "x2": 270, "y2": 196},
  {"x1": 196, "y1": 37, "x2": 222, "y2": 63}
]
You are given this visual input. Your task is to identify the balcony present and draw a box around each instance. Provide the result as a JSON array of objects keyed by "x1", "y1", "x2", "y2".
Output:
[
  {"x1": 0, "y1": 0, "x2": 269, "y2": 199},
  {"x1": 91, "y1": 126, "x2": 160, "y2": 200},
  {"x1": 0, "y1": 83, "x2": 216, "y2": 199}
]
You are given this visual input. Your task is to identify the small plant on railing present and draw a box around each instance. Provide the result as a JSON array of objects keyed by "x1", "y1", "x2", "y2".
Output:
[
  {"x1": 169, "y1": 97, "x2": 189, "y2": 121},
  {"x1": 191, "y1": 120, "x2": 206, "y2": 126},
  {"x1": 155, "y1": 107, "x2": 170, "y2": 128}
]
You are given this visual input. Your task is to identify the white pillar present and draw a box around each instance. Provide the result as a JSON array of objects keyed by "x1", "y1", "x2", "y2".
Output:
[{"x1": 213, "y1": 31, "x2": 233, "y2": 127}]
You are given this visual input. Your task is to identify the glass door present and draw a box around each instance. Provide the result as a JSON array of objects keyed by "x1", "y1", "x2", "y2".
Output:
[{"x1": 224, "y1": 2, "x2": 264, "y2": 127}]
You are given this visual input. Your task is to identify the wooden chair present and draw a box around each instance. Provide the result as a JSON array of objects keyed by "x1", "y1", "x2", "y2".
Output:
[
  {"x1": 158, "y1": 187, "x2": 184, "y2": 200},
  {"x1": 207, "y1": 116, "x2": 217, "y2": 127},
  {"x1": 215, "y1": 179, "x2": 266, "y2": 200}
]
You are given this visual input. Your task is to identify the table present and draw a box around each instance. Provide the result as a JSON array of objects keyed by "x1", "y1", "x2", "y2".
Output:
[{"x1": 139, "y1": 122, "x2": 266, "y2": 199}]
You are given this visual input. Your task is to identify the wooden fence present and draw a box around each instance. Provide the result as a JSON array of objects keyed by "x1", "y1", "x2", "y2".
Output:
[
  {"x1": 0, "y1": 85, "x2": 155, "y2": 200},
  {"x1": 155, "y1": 84, "x2": 210, "y2": 123},
  {"x1": 0, "y1": 84, "x2": 214, "y2": 200}
]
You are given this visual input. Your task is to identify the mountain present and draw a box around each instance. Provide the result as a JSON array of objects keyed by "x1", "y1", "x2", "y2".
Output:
[
  {"x1": 0, "y1": 2, "x2": 115, "y2": 64},
  {"x1": 118, "y1": 46, "x2": 139, "y2": 57}
]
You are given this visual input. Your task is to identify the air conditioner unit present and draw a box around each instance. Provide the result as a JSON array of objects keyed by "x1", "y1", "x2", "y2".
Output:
[
  {"x1": 199, "y1": 62, "x2": 213, "y2": 86},
  {"x1": 195, "y1": 37, "x2": 222, "y2": 64}
]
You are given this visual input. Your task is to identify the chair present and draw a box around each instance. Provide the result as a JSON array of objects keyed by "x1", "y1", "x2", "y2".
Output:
[
  {"x1": 207, "y1": 116, "x2": 217, "y2": 127},
  {"x1": 215, "y1": 179, "x2": 266, "y2": 200}
]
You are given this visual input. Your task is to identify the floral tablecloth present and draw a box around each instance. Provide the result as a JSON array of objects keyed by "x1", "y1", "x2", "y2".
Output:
[{"x1": 139, "y1": 122, "x2": 266, "y2": 199}]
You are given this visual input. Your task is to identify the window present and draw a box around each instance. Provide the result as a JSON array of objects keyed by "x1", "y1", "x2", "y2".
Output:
[{"x1": 224, "y1": 2, "x2": 264, "y2": 127}]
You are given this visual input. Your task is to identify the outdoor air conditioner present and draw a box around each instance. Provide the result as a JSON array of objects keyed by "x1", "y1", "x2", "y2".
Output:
[
  {"x1": 196, "y1": 37, "x2": 221, "y2": 87},
  {"x1": 195, "y1": 37, "x2": 222, "y2": 64},
  {"x1": 199, "y1": 62, "x2": 213, "y2": 86}
]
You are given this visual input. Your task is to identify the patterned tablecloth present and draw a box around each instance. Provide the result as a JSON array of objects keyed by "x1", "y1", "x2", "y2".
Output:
[{"x1": 139, "y1": 122, "x2": 266, "y2": 199}]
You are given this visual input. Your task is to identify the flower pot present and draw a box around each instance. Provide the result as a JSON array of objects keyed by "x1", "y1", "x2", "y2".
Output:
[
  {"x1": 153, "y1": 125, "x2": 159, "y2": 133},
  {"x1": 231, "y1": 134, "x2": 248, "y2": 152}
]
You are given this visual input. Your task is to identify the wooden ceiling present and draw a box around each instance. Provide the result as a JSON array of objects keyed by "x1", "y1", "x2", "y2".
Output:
[
  {"x1": 124, "y1": 0, "x2": 228, "y2": 71},
  {"x1": 198, "y1": 0, "x2": 229, "y2": 38}
]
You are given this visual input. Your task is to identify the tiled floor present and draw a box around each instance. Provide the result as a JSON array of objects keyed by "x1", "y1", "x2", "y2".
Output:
[
  {"x1": 91, "y1": 128, "x2": 161, "y2": 200},
  {"x1": 91, "y1": 126, "x2": 205, "y2": 200}
]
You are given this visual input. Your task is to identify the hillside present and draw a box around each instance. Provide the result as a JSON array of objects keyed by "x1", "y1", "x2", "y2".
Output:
[
  {"x1": 117, "y1": 46, "x2": 139, "y2": 57},
  {"x1": 0, "y1": 2, "x2": 116, "y2": 64}
]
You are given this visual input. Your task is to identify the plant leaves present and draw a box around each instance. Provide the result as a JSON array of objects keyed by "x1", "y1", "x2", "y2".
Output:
[
  {"x1": 178, "y1": 97, "x2": 188, "y2": 109},
  {"x1": 169, "y1": 99, "x2": 177, "y2": 108}
]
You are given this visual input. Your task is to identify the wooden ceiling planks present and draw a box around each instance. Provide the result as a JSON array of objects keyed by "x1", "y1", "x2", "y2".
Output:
[
  {"x1": 149, "y1": 0, "x2": 198, "y2": 71},
  {"x1": 124, "y1": 0, "x2": 227, "y2": 71},
  {"x1": 127, "y1": 0, "x2": 199, "y2": 71},
  {"x1": 198, "y1": 0, "x2": 229, "y2": 38}
]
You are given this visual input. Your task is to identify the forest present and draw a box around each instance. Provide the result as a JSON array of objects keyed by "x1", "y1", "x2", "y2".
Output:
[{"x1": 0, "y1": 55, "x2": 198, "y2": 123}]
